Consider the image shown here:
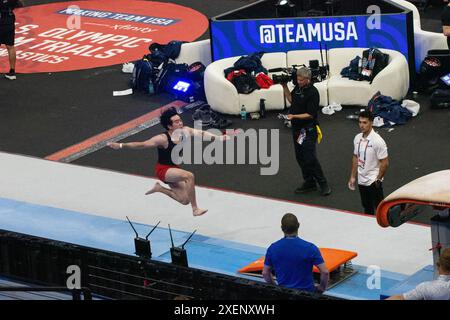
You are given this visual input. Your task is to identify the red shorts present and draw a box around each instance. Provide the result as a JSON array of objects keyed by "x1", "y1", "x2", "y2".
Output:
[{"x1": 155, "y1": 163, "x2": 179, "y2": 183}]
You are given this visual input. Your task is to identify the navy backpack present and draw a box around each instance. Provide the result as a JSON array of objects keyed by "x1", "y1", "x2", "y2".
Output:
[{"x1": 131, "y1": 56, "x2": 156, "y2": 94}]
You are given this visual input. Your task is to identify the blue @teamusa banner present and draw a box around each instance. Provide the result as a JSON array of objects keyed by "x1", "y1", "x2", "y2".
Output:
[{"x1": 210, "y1": 14, "x2": 409, "y2": 61}]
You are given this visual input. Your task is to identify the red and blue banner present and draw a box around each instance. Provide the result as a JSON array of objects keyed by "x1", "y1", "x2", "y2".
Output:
[{"x1": 0, "y1": 0, "x2": 208, "y2": 73}]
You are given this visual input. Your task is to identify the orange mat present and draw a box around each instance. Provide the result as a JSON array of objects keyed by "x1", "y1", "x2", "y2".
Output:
[{"x1": 238, "y1": 248, "x2": 357, "y2": 275}]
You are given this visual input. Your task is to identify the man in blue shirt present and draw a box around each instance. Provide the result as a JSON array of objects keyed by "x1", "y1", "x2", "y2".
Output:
[{"x1": 262, "y1": 213, "x2": 329, "y2": 293}]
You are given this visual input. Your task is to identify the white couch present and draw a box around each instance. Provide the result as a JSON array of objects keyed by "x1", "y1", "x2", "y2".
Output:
[
  {"x1": 175, "y1": 39, "x2": 212, "y2": 67},
  {"x1": 391, "y1": 0, "x2": 448, "y2": 71},
  {"x1": 204, "y1": 53, "x2": 287, "y2": 114},
  {"x1": 204, "y1": 47, "x2": 409, "y2": 114},
  {"x1": 326, "y1": 48, "x2": 409, "y2": 106}
]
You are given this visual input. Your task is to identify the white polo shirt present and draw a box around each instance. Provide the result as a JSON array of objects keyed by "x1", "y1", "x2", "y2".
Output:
[
  {"x1": 353, "y1": 129, "x2": 388, "y2": 186},
  {"x1": 403, "y1": 275, "x2": 450, "y2": 300}
]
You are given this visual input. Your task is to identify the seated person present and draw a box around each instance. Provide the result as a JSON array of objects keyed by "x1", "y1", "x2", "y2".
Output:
[
  {"x1": 262, "y1": 213, "x2": 329, "y2": 293},
  {"x1": 387, "y1": 247, "x2": 450, "y2": 300}
]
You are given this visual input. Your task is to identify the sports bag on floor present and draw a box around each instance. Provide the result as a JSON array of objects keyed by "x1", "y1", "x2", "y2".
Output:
[
  {"x1": 131, "y1": 57, "x2": 156, "y2": 94},
  {"x1": 430, "y1": 89, "x2": 450, "y2": 109}
]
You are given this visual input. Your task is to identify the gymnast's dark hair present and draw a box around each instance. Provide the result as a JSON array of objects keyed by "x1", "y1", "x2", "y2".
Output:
[
  {"x1": 359, "y1": 110, "x2": 374, "y2": 122},
  {"x1": 160, "y1": 107, "x2": 179, "y2": 130}
]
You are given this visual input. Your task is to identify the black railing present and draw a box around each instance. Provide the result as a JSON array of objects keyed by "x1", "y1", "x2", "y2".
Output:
[
  {"x1": 0, "y1": 229, "x2": 342, "y2": 300},
  {"x1": 0, "y1": 286, "x2": 93, "y2": 300}
]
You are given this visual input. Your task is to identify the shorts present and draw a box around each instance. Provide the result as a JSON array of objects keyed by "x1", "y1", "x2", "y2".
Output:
[
  {"x1": 155, "y1": 163, "x2": 179, "y2": 183},
  {"x1": 0, "y1": 24, "x2": 15, "y2": 46}
]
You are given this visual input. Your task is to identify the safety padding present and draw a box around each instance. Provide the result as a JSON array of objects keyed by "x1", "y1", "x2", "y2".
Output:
[{"x1": 238, "y1": 248, "x2": 358, "y2": 275}]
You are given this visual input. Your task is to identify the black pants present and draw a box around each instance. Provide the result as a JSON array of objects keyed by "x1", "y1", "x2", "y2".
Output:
[
  {"x1": 358, "y1": 182, "x2": 384, "y2": 215},
  {"x1": 292, "y1": 128, "x2": 327, "y2": 186}
]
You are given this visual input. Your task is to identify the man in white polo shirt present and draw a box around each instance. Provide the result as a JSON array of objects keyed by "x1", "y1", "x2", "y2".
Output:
[{"x1": 348, "y1": 110, "x2": 389, "y2": 215}]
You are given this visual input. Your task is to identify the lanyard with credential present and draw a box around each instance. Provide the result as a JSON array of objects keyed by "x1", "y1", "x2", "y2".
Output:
[{"x1": 357, "y1": 138, "x2": 370, "y2": 168}]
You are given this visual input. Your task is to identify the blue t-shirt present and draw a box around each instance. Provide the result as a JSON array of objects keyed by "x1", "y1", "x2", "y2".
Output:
[{"x1": 264, "y1": 236, "x2": 324, "y2": 292}]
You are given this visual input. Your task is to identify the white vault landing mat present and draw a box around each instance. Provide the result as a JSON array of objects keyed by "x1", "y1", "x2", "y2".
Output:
[{"x1": 0, "y1": 151, "x2": 431, "y2": 275}]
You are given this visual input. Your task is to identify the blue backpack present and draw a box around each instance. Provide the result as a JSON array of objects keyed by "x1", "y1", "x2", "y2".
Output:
[{"x1": 131, "y1": 57, "x2": 156, "y2": 94}]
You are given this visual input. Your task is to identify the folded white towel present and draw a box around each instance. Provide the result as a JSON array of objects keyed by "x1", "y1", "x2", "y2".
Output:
[
  {"x1": 122, "y1": 63, "x2": 134, "y2": 74},
  {"x1": 401, "y1": 99, "x2": 420, "y2": 117}
]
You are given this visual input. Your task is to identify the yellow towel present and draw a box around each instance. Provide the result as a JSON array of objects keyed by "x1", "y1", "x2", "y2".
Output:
[{"x1": 316, "y1": 125, "x2": 323, "y2": 144}]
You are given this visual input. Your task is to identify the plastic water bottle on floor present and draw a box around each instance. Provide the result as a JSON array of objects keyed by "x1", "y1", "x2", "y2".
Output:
[
  {"x1": 259, "y1": 98, "x2": 266, "y2": 118},
  {"x1": 240, "y1": 104, "x2": 247, "y2": 120},
  {"x1": 148, "y1": 81, "x2": 155, "y2": 94}
]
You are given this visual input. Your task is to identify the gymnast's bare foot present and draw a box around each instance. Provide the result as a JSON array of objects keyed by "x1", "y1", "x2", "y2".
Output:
[
  {"x1": 145, "y1": 182, "x2": 162, "y2": 195},
  {"x1": 193, "y1": 208, "x2": 208, "y2": 216}
]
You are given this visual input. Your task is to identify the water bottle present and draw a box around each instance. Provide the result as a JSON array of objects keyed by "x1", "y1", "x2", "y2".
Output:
[
  {"x1": 240, "y1": 104, "x2": 247, "y2": 120},
  {"x1": 148, "y1": 80, "x2": 155, "y2": 94},
  {"x1": 259, "y1": 99, "x2": 266, "y2": 118}
]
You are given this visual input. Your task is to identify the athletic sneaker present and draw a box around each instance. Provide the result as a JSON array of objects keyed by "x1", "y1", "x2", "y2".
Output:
[
  {"x1": 294, "y1": 183, "x2": 317, "y2": 194},
  {"x1": 5, "y1": 71, "x2": 16, "y2": 80},
  {"x1": 319, "y1": 184, "x2": 332, "y2": 196}
]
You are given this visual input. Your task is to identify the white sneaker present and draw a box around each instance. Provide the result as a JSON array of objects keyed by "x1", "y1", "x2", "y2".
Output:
[
  {"x1": 373, "y1": 116, "x2": 385, "y2": 127},
  {"x1": 5, "y1": 72, "x2": 16, "y2": 80},
  {"x1": 321, "y1": 105, "x2": 335, "y2": 115},
  {"x1": 330, "y1": 102, "x2": 342, "y2": 111}
]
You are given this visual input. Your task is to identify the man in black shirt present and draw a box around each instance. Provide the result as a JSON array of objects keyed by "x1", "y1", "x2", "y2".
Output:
[
  {"x1": 0, "y1": 0, "x2": 24, "y2": 80},
  {"x1": 282, "y1": 67, "x2": 331, "y2": 196},
  {"x1": 443, "y1": 1, "x2": 450, "y2": 49}
]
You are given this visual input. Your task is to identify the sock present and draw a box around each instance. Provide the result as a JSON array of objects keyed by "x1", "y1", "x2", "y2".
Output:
[{"x1": 9, "y1": 69, "x2": 15, "y2": 73}]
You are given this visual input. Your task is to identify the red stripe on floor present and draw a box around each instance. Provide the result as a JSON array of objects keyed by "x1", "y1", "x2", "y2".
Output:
[{"x1": 45, "y1": 101, "x2": 187, "y2": 162}]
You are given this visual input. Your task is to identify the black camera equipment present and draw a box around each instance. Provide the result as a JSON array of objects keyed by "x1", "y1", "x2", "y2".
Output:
[
  {"x1": 271, "y1": 62, "x2": 327, "y2": 85},
  {"x1": 269, "y1": 42, "x2": 329, "y2": 85},
  {"x1": 309, "y1": 59, "x2": 321, "y2": 82},
  {"x1": 269, "y1": 64, "x2": 304, "y2": 85}
]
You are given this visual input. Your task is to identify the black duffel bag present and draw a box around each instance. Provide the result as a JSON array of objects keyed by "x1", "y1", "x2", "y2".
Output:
[{"x1": 430, "y1": 88, "x2": 450, "y2": 109}]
